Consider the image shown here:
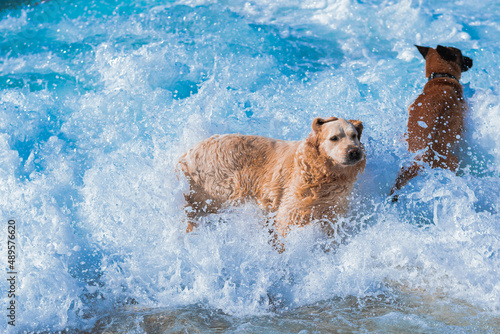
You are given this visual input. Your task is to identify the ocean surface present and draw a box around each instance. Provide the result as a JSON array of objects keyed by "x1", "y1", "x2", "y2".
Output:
[{"x1": 0, "y1": 0, "x2": 499, "y2": 332}]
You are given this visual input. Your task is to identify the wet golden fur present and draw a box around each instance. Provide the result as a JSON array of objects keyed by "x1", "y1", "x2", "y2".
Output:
[{"x1": 179, "y1": 117, "x2": 366, "y2": 238}]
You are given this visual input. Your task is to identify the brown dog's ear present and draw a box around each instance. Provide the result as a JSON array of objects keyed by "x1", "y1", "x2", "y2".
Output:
[
  {"x1": 461, "y1": 56, "x2": 473, "y2": 72},
  {"x1": 415, "y1": 45, "x2": 430, "y2": 59},
  {"x1": 436, "y1": 45, "x2": 457, "y2": 61},
  {"x1": 348, "y1": 119, "x2": 363, "y2": 140}
]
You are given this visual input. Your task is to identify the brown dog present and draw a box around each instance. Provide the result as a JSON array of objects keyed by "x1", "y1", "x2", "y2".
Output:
[
  {"x1": 390, "y1": 45, "x2": 473, "y2": 199},
  {"x1": 179, "y1": 117, "x2": 366, "y2": 239}
]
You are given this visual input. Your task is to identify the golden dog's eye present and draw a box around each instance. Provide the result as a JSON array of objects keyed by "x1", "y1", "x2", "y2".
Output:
[
  {"x1": 351, "y1": 134, "x2": 357, "y2": 139},
  {"x1": 330, "y1": 136, "x2": 338, "y2": 141}
]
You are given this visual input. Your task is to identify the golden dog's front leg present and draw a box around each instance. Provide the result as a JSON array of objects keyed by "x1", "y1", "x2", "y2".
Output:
[
  {"x1": 317, "y1": 212, "x2": 341, "y2": 239},
  {"x1": 274, "y1": 197, "x2": 312, "y2": 237},
  {"x1": 271, "y1": 205, "x2": 307, "y2": 254},
  {"x1": 267, "y1": 225, "x2": 286, "y2": 254},
  {"x1": 183, "y1": 188, "x2": 222, "y2": 233}
]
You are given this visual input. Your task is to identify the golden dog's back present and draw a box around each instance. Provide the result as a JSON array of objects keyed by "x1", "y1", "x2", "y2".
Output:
[{"x1": 179, "y1": 134, "x2": 298, "y2": 205}]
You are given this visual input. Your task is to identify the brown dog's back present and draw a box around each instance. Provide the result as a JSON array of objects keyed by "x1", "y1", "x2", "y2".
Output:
[
  {"x1": 391, "y1": 45, "x2": 473, "y2": 197},
  {"x1": 407, "y1": 77, "x2": 465, "y2": 169}
]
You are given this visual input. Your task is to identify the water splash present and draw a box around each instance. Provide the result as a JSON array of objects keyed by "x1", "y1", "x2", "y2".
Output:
[{"x1": 0, "y1": 0, "x2": 499, "y2": 332}]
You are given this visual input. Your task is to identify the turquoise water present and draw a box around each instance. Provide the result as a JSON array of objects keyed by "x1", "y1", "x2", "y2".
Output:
[{"x1": 0, "y1": 0, "x2": 499, "y2": 332}]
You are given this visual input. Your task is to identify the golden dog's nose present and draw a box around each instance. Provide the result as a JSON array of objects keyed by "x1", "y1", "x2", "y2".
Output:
[{"x1": 348, "y1": 148, "x2": 362, "y2": 162}]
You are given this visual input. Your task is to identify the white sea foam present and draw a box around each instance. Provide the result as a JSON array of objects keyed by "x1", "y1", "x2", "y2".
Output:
[{"x1": 0, "y1": 0, "x2": 499, "y2": 332}]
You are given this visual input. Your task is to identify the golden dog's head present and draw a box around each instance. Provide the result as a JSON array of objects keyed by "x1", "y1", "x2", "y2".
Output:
[
  {"x1": 415, "y1": 45, "x2": 473, "y2": 80},
  {"x1": 307, "y1": 117, "x2": 365, "y2": 166}
]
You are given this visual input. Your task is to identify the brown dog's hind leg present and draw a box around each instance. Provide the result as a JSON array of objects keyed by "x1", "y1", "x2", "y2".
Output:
[
  {"x1": 390, "y1": 148, "x2": 460, "y2": 201},
  {"x1": 390, "y1": 162, "x2": 423, "y2": 200}
]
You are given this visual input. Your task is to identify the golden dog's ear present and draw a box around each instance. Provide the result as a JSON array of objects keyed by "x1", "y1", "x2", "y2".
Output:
[
  {"x1": 308, "y1": 117, "x2": 338, "y2": 147},
  {"x1": 348, "y1": 119, "x2": 363, "y2": 140},
  {"x1": 311, "y1": 117, "x2": 338, "y2": 133},
  {"x1": 415, "y1": 45, "x2": 430, "y2": 59}
]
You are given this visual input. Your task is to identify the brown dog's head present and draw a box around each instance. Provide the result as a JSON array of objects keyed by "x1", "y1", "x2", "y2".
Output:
[
  {"x1": 307, "y1": 117, "x2": 365, "y2": 166},
  {"x1": 415, "y1": 45, "x2": 473, "y2": 80}
]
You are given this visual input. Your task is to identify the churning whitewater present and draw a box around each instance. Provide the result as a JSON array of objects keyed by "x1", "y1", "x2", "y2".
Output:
[{"x1": 0, "y1": 0, "x2": 499, "y2": 332}]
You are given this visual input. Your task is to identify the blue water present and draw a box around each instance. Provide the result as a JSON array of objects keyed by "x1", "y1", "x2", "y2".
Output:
[{"x1": 0, "y1": 0, "x2": 499, "y2": 332}]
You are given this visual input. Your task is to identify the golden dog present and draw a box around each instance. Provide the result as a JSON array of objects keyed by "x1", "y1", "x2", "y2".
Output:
[
  {"x1": 179, "y1": 117, "x2": 366, "y2": 239},
  {"x1": 391, "y1": 45, "x2": 473, "y2": 199}
]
